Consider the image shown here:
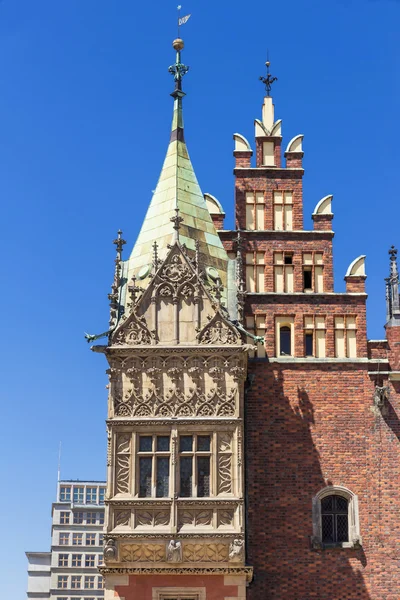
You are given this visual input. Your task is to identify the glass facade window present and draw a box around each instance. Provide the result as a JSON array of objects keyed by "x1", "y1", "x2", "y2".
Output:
[
  {"x1": 138, "y1": 435, "x2": 170, "y2": 498},
  {"x1": 71, "y1": 575, "x2": 81, "y2": 589},
  {"x1": 86, "y1": 487, "x2": 97, "y2": 504},
  {"x1": 59, "y1": 486, "x2": 71, "y2": 502},
  {"x1": 72, "y1": 533, "x2": 83, "y2": 546},
  {"x1": 85, "y1": 554, "x2": 95, "y2": 567},
  {"x1": 99, "y1": 487, "x2": 105, "y2": 504},
  {"x1": 57, "y1": 575, "x2": 68, "y2": 588},
  {"x1": 71, "y1": 553, "x2": 82, "y2": 567},
  {"x1": 73, "y1": 511, "x2": 84, "y2": 524},
  {"x1": 58, "y1": 553, "x2": 68, "y2": 567},
  {"x1": 73, "y1": 486, "x2": 84, "y2": 503},
  {"x1": 86, "y1": 533, "x2": 96, "y2": 546},
  {"x1": 179, "y1": 435, "x2": 211, "y2": 497},
  {"x1": 60, "y1": 511, "x2": 70, "y2": 524},
  {"x1": 99, "y1": 512, "x2": 104, "y2": 525},
  {"x1": 98, "y1": 554, "x2": 104, "y2": 566},
  {"x1": 84, "y1": 575, "x2": 95, "y2": 589},
  {"x1": 98, "y1": 575, "x2": 104, "y2": 589},
  {"x1": 86, "y1": 511, "x2": 97, "y2": 524},
  {"x1": 59, "y1": 533, "x2": 69, "y2": 545},
  {"x1": 99, "y1": 534, "x2": 104, "y2": 545}
]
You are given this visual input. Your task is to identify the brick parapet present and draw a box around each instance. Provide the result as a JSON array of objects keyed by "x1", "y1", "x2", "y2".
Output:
[
  {"x1": 345, "y1": 275, "x2": 366, "y2": 293},
  {"x1": 284, "y1": 151, "x2": 303, "y2": 169},
  {"x1": 313, "y1": 213, "x2": 334, "y2": 231}
]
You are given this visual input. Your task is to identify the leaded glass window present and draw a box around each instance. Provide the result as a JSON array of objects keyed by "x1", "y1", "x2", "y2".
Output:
[
  {"x1": 137, "y1": 435, "x2": 170, "y2": 498},
  {"x1": 321, "y1": 494, "x2": 349, "y2": 543},
  {"x1": 179, "y1": 434, "x2": 212, "y2": 497}
]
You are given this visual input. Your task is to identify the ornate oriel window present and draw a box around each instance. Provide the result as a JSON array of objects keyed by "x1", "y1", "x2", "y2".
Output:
[
  {"x1": 137, "y1": 435, "x2": 171, "y2": 498},
  {"x1": 312, "y1": 486, "x2": 361, "y2": 549},
  {"x1": 179, "y1": 434, "x2": 211, "y2": 498}
]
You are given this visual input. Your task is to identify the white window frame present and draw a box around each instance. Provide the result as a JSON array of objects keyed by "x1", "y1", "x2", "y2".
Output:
[
  {"x1": 311, "y1": 485, "x2": 361, "y2": 549},
  {"x1": 152, "y1": 587, "x2": 206, "y2": 600}
]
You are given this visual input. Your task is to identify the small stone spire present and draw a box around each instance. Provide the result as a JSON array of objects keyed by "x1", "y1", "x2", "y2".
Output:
[
  {"x1": 170, "y1": 207, "x2": 184, "y2": 242},
  {"x1": 386, "y1": 245, "x2": 400, "y2": 324},
  {"x1": 108, "y1": 230, "x2": 126, "y2": 326},
  {"x1": 235, "y1": 230, "x2": 246, "y2": 324}
]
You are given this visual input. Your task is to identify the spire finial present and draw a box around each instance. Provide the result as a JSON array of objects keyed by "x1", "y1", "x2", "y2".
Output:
[
  {"x1": 259, "y1": 57, "x2": 278, "y2": 97},
  {"x1": 170, "y1": 207, "x2": 184, "y2": 241},
  {"x1": 168, "y1": 7, "x2": 190, "y2": 94}
]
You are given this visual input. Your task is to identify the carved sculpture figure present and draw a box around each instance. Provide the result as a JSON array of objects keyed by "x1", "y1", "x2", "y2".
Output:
[
  {"x1": 374, "y1": 385, "x2": 389, "y2": 408},
  {"x1": 166, "y1": 539, "x2": 182, "y2": 562},
  {"x1": 104, "y1": 538, "x2": 117, "y2": 561},
  {"x1": 228, "y1": 538, "x2": 244, "y2": 562}
]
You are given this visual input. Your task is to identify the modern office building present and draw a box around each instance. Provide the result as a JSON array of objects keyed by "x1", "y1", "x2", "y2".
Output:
[{"x1": 26, "y1": 480, "x2": 106, "y2": 600}]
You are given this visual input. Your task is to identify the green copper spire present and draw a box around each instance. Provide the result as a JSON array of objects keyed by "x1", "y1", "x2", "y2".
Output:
[{"x1": 124, "y1": 38, "x2": 229, "y2": 302}]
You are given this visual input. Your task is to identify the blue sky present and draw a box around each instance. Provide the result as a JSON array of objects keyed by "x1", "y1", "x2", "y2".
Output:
[{"x1": 0, "y1": 0, "x2": 399, "y2": 596}]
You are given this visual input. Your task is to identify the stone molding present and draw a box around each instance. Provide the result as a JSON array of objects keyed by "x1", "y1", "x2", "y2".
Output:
[{"x1": 100, "y1": 566, "x2": 254, "y2": 582}]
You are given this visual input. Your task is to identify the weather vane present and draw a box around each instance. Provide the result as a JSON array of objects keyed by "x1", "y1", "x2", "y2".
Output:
[
  {"x1": 168, "y1": 6, "x2": 191, "y2": 91},
  {"x1": 259, "y1": 57, "x2": 278, "y2": 96}
]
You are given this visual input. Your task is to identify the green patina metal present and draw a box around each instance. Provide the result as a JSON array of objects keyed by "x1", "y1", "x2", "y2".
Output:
[{"x1": 123, "y1": 40, "x2": 229, "y2": 306}]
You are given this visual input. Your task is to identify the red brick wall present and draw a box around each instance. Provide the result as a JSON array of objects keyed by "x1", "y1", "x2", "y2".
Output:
[
  {"x1": 245, "y1": 361, "x2": 400, "y2": 600},
  {"x1": 234, "y1": 169, "x2": 304, "y2": 231}
]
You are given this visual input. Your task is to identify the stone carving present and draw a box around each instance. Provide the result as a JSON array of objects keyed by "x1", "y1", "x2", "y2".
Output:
[
  {"x1": 218, "y1": 454, "x2": 232, "y2": 494},
  {"x1": 183, "y1": 543, "x2": 229, "y2": 563},
  {"x1": 114, "y1": 510, "x2": 131, "y2": 528},
  {"x1": 218, "y1": 509, "x2": 234, "y2": 527},
  {"x1": 112, "y1": 354, "x2": 241, "y2": 418},
  {"x1": 237, "y1": 427, "x2": 243, "y2": 467},
  {"x1": 107, "y1": 425, "x2": 112, "y2": 467},
  {"x1": 166, "y1": 539, "x2": 182, "y2": 562},
  {"x1": 217, "y1": 432, "x2": 233, "y2": 495},
  {"x1": 115, "y1": 434, "x2": 131, "y2": 494},
  {"x1": 121, "y1": 543, "x2": 165, "y2": 562},
  {"x1": 229, "y1": 539, "x2": 244, "y2": 562},
  {"x1": 159, "y1": 254, "x2": 192, "y2": 284},
  {"x1": 113, "y1": 312, "x2": 153, "y2": 346},
  {"x1": 374, "y1": 385, "x2": 389, "y2": 408},
  {"x1": 104, "y1": 538, "x2": 117, "y2": 561},
  {"x1": 198, "y1": 314, "x2": 241, "y2": 345},
  {"x1": 136, "y1": 510, "x2": 170, "y2": 528},
  {"x1": 101, "y1": 566, "x2": 254, "y2": 580},
  {"x1": 178, "y1": 509, "x2": 213, "y2": 529}
]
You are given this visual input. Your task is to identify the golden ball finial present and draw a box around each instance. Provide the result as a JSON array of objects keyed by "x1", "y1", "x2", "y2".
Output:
[
  {"x1": 266, "y1": 60, "x2": 270, "y2": 68},
  {"x1": 173, "y1": 38, "x2": 184, "y2": 51}
]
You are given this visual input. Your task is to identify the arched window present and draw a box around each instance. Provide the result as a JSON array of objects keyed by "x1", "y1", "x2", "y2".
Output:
[
  {"x1": 311, "y1": 486, "x2": 361, "y2": 549},
  {"x1": 321, "y1": 495, "x2": 348, "y2": 543},
  {"x1": 280, "y1": 326, "x2": 291, "y2": 356}
]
